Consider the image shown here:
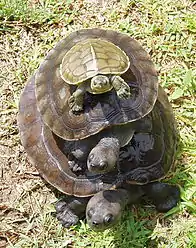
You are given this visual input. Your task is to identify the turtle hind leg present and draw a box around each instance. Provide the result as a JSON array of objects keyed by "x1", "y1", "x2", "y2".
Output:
[
  {"x1": 143, "y1": 182, "x2": 180, "y2": 212},
  {"x1": 55, "y1": 196, "x2": 89, "y2": 227},
  {"x1": 111, "y1": 75, "x2": 131, "y2": 99}
]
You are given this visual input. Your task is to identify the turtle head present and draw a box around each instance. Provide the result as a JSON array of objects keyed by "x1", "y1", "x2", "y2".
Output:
[
  {"x1": 87, "y1": 138, "x2": 120, "y2": 174},
  {"x1": 86, "y1": 190, "x2": 123, "y2": 231},
  {"x1": 90, "y1": 75, "x2": 111, "y2": 93}
]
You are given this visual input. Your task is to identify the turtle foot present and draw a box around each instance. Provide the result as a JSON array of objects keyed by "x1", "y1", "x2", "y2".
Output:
[
  {"x1": 117, "y1": 86, "x2": 131, "y2": 99},
  {"x1": 124, "y1": 165, "x2": 165, "y2": 184},
  {"x1": 68, "y1": 96, "x2": 83, "y2": 113},
  {"x1": 68, "y1": 159, "x2": 84, "y2": 172},
  {"x1": 143, "y1": 182, "x2": 180, "y2": 212},
  {"x1": 56, "y1": 200, "x2": 79, "y2": 227},
  {"x1": 154, "y1": 185, "x2": 180, "y2": 212}
]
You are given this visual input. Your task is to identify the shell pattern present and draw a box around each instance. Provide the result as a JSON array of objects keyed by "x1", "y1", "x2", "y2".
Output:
[{"x1": 60, "y1": 38, "x2": 130, "y2": 84}]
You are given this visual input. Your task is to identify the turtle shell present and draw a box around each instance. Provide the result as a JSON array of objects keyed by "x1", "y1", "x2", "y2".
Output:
[
  {"x1": 35, "y1": 28, "x2": 158, "y2": 141},
  {"x1": 60, "y1": 38, "x2": 130, "y2": 85}
]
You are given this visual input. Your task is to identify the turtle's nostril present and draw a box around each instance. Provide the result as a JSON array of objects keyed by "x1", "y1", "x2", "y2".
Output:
[{"x1": 92, "y1": 220, "x2": 99, "y2": 226}]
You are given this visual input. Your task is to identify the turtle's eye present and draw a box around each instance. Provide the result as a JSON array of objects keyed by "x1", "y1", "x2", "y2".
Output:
[
  {"x1": 87, "y1": 208, "x2": 94, "y2": 218},
  {"x1": 99, "y1": 161, "x2": 107, "y2": 169},
  {"x1": 104, "y1": 214, "x2": 114, "y2": 224},
  {"x1": 103, "y1": 78, "x2": 109, "y2": 85}
]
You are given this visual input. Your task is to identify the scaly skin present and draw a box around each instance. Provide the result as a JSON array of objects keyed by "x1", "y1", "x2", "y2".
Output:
[
  {"x1": 111, "y1": 75, "x2": 131, "y2": 99},
  {"x1": 87, "y1": 137, "x2": 120, "y2": 174},
  {"x1": 68, "y1": 74, "x2": 131, "y2": 113}
]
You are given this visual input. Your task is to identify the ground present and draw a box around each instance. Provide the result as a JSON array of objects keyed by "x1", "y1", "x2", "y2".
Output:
[{"x1": 0, "y1": 0, "x2": 196, "y2": 247}]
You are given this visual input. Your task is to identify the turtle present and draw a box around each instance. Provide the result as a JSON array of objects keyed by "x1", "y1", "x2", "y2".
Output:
[
  {"x1": 18, "y1": 75, "x2": 180, "y2": 230},
  {"x1": 35, "y1": 28, "x2": 158, "y2": 144},
  {"x1": 60, "y1": 38, "x2": 131, "y2": 112},
  {"x1": 34, "y1": 28, "x2": 158, "y2": 174},
  {"x1": 55, "y1": 126, "x2": 135, "y2": 174}
]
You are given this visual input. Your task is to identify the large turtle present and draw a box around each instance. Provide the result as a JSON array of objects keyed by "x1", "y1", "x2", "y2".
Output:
[
  {"x1": 34, "y1": 28, "x2": 158, "y2": 173},
  {"x1": 18, "y1": 75, "x2": 180, "y2": 230},
  {"x1": 60, "y1": 38, "x2": 131, "y2": 112}
]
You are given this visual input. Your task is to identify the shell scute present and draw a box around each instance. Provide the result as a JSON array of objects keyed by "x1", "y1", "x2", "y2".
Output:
[{"x1": 60, "y1": 38, "x2": 130, "y2": 84}]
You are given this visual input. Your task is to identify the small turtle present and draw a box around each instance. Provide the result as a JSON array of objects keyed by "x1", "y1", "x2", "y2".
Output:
[
  {"x1": 60, "y1": 38, "x2": 131, "y2": 112},
  {"x1": 18, "y1": 76, "x2": 180, "y2": 230},
  {"x1": 35, "y1": 28, "x2": 158, "y2": 143}
]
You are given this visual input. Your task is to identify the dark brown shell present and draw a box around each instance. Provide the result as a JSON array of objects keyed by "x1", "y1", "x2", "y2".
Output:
[
  {"x1": 35, "y1": 28, "x2": 158, "y2": 141},
  {"x1": 17, "y1": 75, "x2": 113, "y2": 197}
]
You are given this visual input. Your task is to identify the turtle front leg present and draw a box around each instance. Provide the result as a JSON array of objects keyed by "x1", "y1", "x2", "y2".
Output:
[
  {"x1": 142, "y1": 182, "x2": 180, "y2": 212},
  {"x1": 68, "y1": 84, "x2": 86, "y2": 113},
  {"x1": 56, "y1": 196, "x2": 89, "y2": 227},
  {"x1": 111, "y1": 75, "x2": 131, "y2": 99}
]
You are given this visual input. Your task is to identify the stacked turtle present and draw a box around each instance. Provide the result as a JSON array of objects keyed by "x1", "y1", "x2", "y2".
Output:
[{"x1": 18, "y1": 28, "x2": 180, "y2": 232}]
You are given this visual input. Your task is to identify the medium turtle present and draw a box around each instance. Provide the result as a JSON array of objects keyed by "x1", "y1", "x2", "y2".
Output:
[
  {"x1": 18, "y1": 76, "x2": 180, "y2": 230},
  {"x1": 34, "y1": 28, "x2": 158, "y2": 174},
  {"x1": 60, "y1": 38, "x2": 131, "y2": 112},
  {"x1": 35, "y1": 28, "x2": 158, "y2": 143}
]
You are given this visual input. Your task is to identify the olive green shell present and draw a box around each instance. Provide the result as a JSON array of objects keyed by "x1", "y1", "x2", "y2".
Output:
[
  {"x1": 35, "y1": 28, "x2": 158, "y2": 141},
  {"x1": 60, "y1": 38, "x2": 130, "y2": 85}
]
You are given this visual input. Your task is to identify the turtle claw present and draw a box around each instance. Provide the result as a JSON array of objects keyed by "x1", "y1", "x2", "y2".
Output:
[
  {"x1": 124, "y1": 168, "x2": 150, "y2": 184},
  {"x1": 124, "y1": 164, "x2": 164, "y2": 184}
]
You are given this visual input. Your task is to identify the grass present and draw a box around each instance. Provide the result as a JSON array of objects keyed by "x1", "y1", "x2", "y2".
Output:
[{"x1": 0, "y1": 0, "x2": 195, "y2": 247}]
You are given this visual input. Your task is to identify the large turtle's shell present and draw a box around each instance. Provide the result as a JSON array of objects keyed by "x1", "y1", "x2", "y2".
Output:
[
  {"x1": 60, "y1": 38, "x2": 130, "y2": 85},
  {"x1": 18, "y1": 75, "x2": 178, "y2": 197},
  {"x1": 35, "y1": 28, "x2": 158, "y2": 141}
]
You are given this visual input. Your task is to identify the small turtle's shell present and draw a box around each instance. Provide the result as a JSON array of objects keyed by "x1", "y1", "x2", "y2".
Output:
[
  {"x1": 60, "y1": 38, "x2": 130, "y2": 85},
  {"x1": 35, "y1": 28, "x2": 158, "y2": 141}
]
